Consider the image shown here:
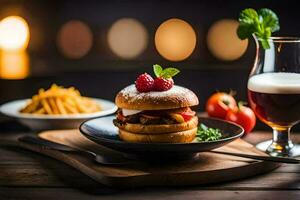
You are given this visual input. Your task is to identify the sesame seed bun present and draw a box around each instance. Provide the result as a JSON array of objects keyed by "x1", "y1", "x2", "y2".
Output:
[{"x1": 115, "y1": 84, "x2": 199, "y2": 110}]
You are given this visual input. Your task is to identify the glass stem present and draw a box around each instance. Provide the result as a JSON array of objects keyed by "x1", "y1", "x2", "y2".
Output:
[
  {"x1": 267, "y1": 127, "x2": 294, "y2": 156},
  {"x1": 273, "y1": 127, "x2": 292, "y2": 146}
]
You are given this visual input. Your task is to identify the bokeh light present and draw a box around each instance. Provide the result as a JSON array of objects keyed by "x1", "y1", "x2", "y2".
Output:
[
  {"x1": 107, "y1": 18, "x2": 148, "y2": 59},
  {"x1": 57, "y1": 20, "x2": 93, "y2": 59},
  {"x1": 155, "y1": 18, "x2": 196, "y2": 61},
  {"x1": 0, "y1": 16, "x2": 30, "y2": 51},
  {"x1": 0, "y1": 51, "x2": 29, "y2": 79},
  {"x1": 207, "y1": 19, "x2": 248, "y2": 61}
]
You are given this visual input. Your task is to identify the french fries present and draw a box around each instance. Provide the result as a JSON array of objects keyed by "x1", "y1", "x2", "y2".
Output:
[{"x1": 20, "y1": 84, "x2": 101, "y2": 115}]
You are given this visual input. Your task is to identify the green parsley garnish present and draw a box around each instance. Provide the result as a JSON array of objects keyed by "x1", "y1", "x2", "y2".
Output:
[
  {"x1": 237, "y1": 8, "x2": 280, "y2": 49},
  {"x1": 153, "y1": 64, "x2": 180, "y2": 79},
  {"x1": 196, "y1": 123, "x2": 222, "y2": 142}
]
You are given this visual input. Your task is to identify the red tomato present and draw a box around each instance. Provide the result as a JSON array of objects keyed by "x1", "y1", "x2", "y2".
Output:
[
  {"x1": 206, "y1": 92, "x2": 237, "y2": 119},
  {"x1": 180, "y1": 110, "x2": 196, "y2": 122},
  {"x1": 117, "y1": 112, "x2": 125, "y2": 121},
  {"x1": 225, "y1": 105, "x2": 256, "y2": 134}
]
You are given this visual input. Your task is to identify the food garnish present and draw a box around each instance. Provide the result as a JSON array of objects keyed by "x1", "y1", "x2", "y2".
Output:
[
  {"x1": 196, "y1": 123, "x2": 222, "y2": 142},
  {"x1": 237, "y1": 8, "x2": 280, "y2": 49},
  {"x1": 135, "y1": 73, "x2": 155, "y2": 92},
  {"x1": 153, "y1": 64, "x2": 180, "y2": 91},
  {"x1": 20, "y1": 84, "x2": 101, "y2": 115},
  {"x1": 135, "y1": 64, "x2": 180, "y2": 92}
]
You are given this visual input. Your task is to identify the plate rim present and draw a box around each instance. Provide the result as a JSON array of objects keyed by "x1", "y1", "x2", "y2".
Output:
[
  {"x1": 79, "y1": 116, "x2": 244, "y2": 146},
  {"x1": 0, "y1": 98, "x2": 117, "y2": 120}
]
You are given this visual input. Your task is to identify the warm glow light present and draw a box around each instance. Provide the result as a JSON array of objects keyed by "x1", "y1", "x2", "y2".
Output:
[
  {"x1": 0, "y1": 51, "x2": 29, "y2": 79},
  {"x1": 207, "y1": 19, "x2": 248, "y2": 61},
  {"x1": 0, "y1": 16, "x2": 30, "y2": 51},
  {"x1": 57, "y1": 20, "x2": 93, "y2": 59},
  {"x1": 155, "y1": 18, "x2": 196, "y2": 61},
  {"x1": 108, "y1": 18, "x2": 148, "y2": 59}
]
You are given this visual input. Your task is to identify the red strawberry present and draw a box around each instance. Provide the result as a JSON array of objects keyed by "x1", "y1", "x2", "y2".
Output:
[
  {"x1": 152, "y1": 64, "x2": 180, "y2": 91},
  {"x1": 154, "y1": 77, "x2": 174, "y2": 91},
  {"x1": 135, "y1": 73, "x2": 154, "y2": 92}
]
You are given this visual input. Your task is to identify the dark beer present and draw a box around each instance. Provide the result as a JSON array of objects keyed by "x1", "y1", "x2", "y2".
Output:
[{"x1": 248, "y1": 73, "x2": 300, "y2": 128}]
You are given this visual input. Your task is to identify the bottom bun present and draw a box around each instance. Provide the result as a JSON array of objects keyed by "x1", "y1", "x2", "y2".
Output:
[{"x1": 118, "y1": 127, "x2": 197, "y2": 143}]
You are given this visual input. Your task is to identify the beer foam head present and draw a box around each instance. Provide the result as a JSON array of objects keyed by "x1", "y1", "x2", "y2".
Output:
[{"x1": 248, "y1": 72, "x2": 300, "y2": 94}]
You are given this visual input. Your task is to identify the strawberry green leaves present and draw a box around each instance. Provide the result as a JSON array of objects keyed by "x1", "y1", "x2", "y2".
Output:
[
  {"x1": 237, "y1": 8, "x2": 280, "y2": 49},
  {"x1": 153, "y1": 64, "x2": 180, "y2": 79}
]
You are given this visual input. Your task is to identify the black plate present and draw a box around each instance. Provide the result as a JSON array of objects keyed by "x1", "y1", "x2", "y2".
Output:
[{"x1": 80, "y1": 116, "x2": 244, "y2": 159}]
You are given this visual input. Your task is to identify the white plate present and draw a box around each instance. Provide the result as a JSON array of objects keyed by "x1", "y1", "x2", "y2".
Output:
[{"x1": 0, "y1": 98, "x2": 117, "y2": 130}]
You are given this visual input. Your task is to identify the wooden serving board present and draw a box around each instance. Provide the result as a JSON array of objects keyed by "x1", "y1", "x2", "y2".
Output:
[{"x1": 18, "y1": 129, "x2": 281, "y2": 188}]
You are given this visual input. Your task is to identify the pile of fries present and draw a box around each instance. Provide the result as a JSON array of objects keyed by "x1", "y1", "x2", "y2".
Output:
[{"x1": 20, "y1": 84, "x2": 101, "y2": 115}]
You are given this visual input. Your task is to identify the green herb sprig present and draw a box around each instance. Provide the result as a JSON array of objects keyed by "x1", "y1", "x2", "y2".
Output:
[
  {"x1": 237, "y1": 8, "x2": 280, "y2": 49},
  {"x1": 196, "y1": 123, "x2": 222, "y2": 142},
  {"x1": 153, "y1": 64, "x2": 180, "y2": 78}
]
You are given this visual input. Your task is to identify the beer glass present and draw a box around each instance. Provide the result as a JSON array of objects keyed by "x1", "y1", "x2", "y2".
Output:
[{"x1": 248, "y1": 36, "x2": 300, "y2": 157}]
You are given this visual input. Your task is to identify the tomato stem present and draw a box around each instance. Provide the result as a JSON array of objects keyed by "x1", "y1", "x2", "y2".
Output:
[
  {"x1": 238, "y1": 101, "x2": 247, "y2": 110},
  {"x1": 229, "y1": 89, "x2": 236, "y2": 96}
]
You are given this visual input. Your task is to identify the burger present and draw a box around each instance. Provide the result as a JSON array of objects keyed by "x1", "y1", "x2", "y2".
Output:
[{"x1": 113, "y1": 64, "x2": 199, "y2": 143}]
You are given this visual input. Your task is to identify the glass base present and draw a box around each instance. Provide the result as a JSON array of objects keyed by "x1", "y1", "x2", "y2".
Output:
[{"x1": 256, "y1": 140, "x2": 300, "y2": 157}]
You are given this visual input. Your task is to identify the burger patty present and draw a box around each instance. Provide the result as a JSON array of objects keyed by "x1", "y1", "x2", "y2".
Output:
[
  {"x1": 114, "y1": 107, "x2": 195, "y2": 125},
  {"x1": 115, "y1": 110, "x2": 177, "y2": 125},
  {"x1": 114, "y1": 116, "x2": 198, "y2": 134}
]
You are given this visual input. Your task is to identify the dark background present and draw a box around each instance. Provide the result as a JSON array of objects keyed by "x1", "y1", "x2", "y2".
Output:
[{"x1": 0, "y1": 0, "x2": 300, "y2": 130}]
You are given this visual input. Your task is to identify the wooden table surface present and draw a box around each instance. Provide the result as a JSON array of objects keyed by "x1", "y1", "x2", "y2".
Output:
[{"x1": 1, "y1": 120, "x2": 300, "y2": 200}]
